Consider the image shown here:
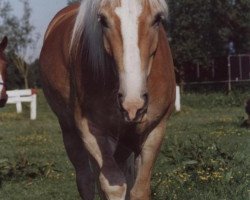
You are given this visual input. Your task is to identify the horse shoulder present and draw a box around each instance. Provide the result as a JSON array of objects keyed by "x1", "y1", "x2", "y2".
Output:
[
  {"x1": 44, "y1": 4, "x2": 79, "y2": 41},
  {"x1": 146, "y1": 26, "x2": 176, "y2": 123},
  {"x1": 40, "y1": 5, "x2": 79, "y2": 113}
]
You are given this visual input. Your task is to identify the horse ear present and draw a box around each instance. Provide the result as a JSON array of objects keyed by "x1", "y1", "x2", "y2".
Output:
[{"x1": 0, "y1": 36, "x2": 8, "y2": 51}]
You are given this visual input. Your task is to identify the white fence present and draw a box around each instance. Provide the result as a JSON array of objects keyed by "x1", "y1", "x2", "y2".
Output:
[
  {"x1": 175, "y1": 86, "x2": 181, "y2": 112},
  {"x1": 6, "y1": 89, "x2": 37, "y2": 120},
  {"x1": 4, "y1": 87, "x2": 180, "y2": 120}
]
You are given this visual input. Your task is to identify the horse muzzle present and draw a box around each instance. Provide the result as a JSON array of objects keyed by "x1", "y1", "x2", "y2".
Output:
[{"x1": 118, "y1": 93, "x2": 149, "y2": 123}]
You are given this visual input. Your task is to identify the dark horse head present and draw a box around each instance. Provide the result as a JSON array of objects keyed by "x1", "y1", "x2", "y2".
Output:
[{"x1": 0, "y1": 36, "x2": 8, "y2": 107}]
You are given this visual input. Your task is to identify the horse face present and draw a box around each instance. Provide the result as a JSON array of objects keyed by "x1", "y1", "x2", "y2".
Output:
[
  {"x1": 0, "y1": 37, "x2": 8, "y2": 107},
  {"x1": 99, "y1": 1, "x2": 165, "y2": 122}
]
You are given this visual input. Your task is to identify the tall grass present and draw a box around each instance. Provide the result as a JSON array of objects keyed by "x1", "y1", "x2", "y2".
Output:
[{"x1": 0, "y1": 91, "x2": 249, "y2": 200}]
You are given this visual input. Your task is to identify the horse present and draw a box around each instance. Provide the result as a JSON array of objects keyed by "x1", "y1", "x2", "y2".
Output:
[
  {"x1": 0, "y1": 36, "x2": 8, "y2": 108},
  {"x1": 40, "y1": 0, "x2": 176, "y2": 199}
]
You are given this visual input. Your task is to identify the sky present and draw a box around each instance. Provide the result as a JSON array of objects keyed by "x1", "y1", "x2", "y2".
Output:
[{"x1": 9, "y1": 0, "x2": 69, "y2": 61}]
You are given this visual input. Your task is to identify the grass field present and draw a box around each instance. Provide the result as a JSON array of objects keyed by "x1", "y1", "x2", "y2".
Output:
[{"x1": 0, "y1": 91, "x2": 249, "y2": 200}]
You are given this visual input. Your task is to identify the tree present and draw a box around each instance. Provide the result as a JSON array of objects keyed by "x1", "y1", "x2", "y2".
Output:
[
  {"x1": 13, "y1": 0, "x2": 38, "y2": 89},
  {"x1": 167, "y1": 0, "x2": 250, "y2": 72},
  {"x1": 67, "y1": 0, "x2": 81, "y2": 5},
  {"x1": 11, "y1": 54, "x2": 29, "y2": 89},
  {"x1": 0, "y1": 0, "x2": 39, "y2": 89},
  {"x1": 28, "y1": 59, "x2": 41, "y2": 88},
  {"x1": 0, "y1": 0, "x2": 19, "y2": 53},
  {"x1": 0, "y1": 0, "x2": 37, "y2": 55}
]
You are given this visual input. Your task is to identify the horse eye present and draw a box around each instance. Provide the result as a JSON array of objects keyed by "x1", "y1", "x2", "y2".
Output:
[
  {"x1": 98, "y1": 14, "x2": 109, "y2": 28},
  {"x1": 152, "y1": 13, "x2": 164, "y2": 27}
]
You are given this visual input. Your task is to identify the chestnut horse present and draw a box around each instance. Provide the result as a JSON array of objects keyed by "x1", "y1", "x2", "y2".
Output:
[
  {"x1": 40, "y1": 0, "x2": 175, "y2": 199},
  {"x1": 0, "y1": 36, "x2": 8, "y2": 108}
]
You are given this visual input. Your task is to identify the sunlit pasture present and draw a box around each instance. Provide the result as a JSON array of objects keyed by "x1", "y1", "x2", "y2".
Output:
[{"x1": 0, "y1": 91, "x2": 249, "y2": 200}]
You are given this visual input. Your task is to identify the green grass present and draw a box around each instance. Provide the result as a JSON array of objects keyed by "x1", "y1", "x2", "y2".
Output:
[{"x1": 0, "y1": 91, "x2": 249, "y2": 200}]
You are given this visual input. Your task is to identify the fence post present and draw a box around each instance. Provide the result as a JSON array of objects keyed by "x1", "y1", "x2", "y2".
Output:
[
  {"x1": 228, "y1": 56, "x2": 232, "y2": 92},
  {"x1": 30, "y1": 94, "x2": 37, "y2": 120},
  {"x1": 16, "y1": 96, "x2": 22, "y2": 113},
  {"x1": 6, "y1": 89, "x2": 37, "y2": 120},
  {"x1": 175, "y1": 86, "x2": 181, "y2": 112}
]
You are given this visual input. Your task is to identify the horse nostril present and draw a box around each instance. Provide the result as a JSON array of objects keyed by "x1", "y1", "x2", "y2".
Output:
[
  {"x1": 117, "y1": 93, "x2": 149, "y2": 122},
  {"x1": 133, "y1": 93, "x2": 149, "y2": 121},
  {"x1": 136, "y1": 108, "x2": 144, "y2": 116},
  {"x1": 118, "y1": 93, "x2": 123, "y2": 99},
  {"x1": 142, "y1": 93, "x2": 149, "y2": 105},
  {"x1": 117, "y1": 93, "x2": 124, "y2": 110},
  {"x1": 117, "y1": 93, "x2": 124, "y2": 103}
]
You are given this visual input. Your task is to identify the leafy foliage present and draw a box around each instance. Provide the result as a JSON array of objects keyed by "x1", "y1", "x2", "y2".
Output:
[
  {"x1": 1, "y1": 0, "x2": 249, "y2": 88},
  {"x1": 0, "y1": 0, "x2": 39, "y2": 89},
  {"x1": 167, "y1": 0, "x2": 250, "y2": 69},
  {"x1": 0, "y1": 155, "x2": 59, "y2": 187},
  {"x1": 67, "y1": 0, "x2": 81, "y2": 5},
  {"x1": 0, "y1": 0, "x2": 37, "y2": 56}
]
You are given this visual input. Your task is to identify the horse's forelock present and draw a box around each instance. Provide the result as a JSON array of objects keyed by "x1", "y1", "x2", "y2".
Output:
[
  {"x1": 149, "y1": 0, "x2": 168, "y2": 18},
  {"x1": 70, "y1": 0, "x2": 100, "y2": 55},
  {"x1": 70, "y1": 0, "x2": 168, "y2": 52}
]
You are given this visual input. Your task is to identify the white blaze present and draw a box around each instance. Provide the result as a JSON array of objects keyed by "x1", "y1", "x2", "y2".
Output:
[
  {"x1": 0, "y1": 74, "x2": 3, "y2": 99},
  {"x1": 115, "y1": 0, "x2": 143, "y2": 100}
]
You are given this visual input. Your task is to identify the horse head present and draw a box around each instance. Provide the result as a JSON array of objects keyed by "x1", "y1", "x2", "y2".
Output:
[{"x1": 71, "y1": 0, "x2": 168, "y2": 123}]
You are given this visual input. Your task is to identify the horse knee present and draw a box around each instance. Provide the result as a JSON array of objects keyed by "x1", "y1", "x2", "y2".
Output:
[
  {"x1": 76, "y1": 170, "x2": 95, "y2": 200},
  {"x1": 130, "y1": 188, "x2": 150, "y2": 200},
  {"x1": 76, "y1": 169, "x2": 95, "y2": 184},
  {"x1": 99, "y1": 173, "x2": 127, "y2": 200},
  {"x1": 130, "y1": 193, "x2": 150, "y2": 200}
]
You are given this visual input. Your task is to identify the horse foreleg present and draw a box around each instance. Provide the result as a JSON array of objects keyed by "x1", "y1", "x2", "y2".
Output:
[
  {"x1": 130, "y1": 118, "x2": 167, "y2": 200},
  {"x1": 59, "y1": 119, "x2": 95, "y2": 200},
  {"x1": 77, "y1": 118, "x2": 127, "y2": 200}
]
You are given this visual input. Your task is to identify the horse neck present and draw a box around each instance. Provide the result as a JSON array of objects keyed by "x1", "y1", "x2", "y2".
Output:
[
  {"x1": 72, "y1": 52, "x2": 119, "y2": 99},
  {"x1": 85, "y1": 64, "x2": 118, "y2": 95}
]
